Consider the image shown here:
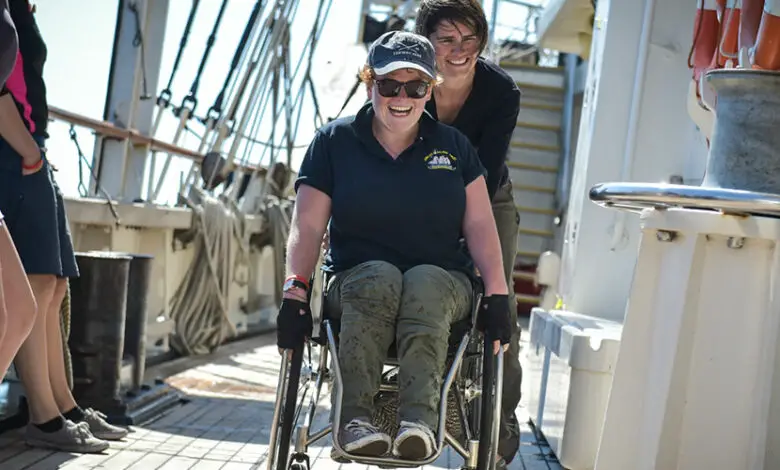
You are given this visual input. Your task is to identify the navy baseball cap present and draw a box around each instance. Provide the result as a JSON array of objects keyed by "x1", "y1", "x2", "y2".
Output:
[{"x1": 368, "y1": 30, "x2": 437, "y2": 79}]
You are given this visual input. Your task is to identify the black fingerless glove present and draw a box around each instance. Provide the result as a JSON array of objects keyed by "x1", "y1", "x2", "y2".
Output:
[
  {"x1": 276, "y1": 297, "x2": 313, "y2": 349},
  {"x1": 476, "y1": 294, "x2": 512, "y2": 345}
]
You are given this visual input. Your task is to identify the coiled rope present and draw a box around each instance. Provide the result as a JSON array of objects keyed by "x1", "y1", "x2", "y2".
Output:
[
  {"x1": 261, "y1": 195, "x2": 294, "y2": 305},
  {"x1": 168, "y1": 186, "x2": 252, "y2": 356},
  {"x1": 60, "y1": 281, "x2": 73, "y2": 390}
]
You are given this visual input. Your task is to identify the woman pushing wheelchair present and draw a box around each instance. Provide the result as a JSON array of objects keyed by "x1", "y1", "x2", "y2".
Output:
[{"x1": 276, "y1": 31, "x2": 512, "y2": 462}]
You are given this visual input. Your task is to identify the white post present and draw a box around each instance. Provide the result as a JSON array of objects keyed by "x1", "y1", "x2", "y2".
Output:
[
  {"x1": 592, "y1": 202, "x2": 780, "y2": 470},
  {"x1": 523, "y1": 0, "x2": 709, "y2": 467},
  {"x1": 556, "y1": 0, "x2": 705, "y2": 322},
  {"x1": 94, "y1": 0, "x2": 170, "y2": 202}
]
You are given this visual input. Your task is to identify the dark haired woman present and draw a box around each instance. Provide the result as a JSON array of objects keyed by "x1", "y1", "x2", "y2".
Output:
[{"x1": 416, "y1": 0, "x2": 523, "y2": 466}]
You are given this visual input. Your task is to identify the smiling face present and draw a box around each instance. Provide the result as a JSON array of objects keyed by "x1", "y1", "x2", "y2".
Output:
[
  {"x1": 368, "y1": 68, "x2": 433, "y2": 138},
  {"x1": 430, "y1": 20, "x2": 480, "y2": 80}
]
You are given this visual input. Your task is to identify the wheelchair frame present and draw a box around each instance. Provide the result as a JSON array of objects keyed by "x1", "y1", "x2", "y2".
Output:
[{"x1": 267, "y1": 272, "x2": 505, "y2": 470}]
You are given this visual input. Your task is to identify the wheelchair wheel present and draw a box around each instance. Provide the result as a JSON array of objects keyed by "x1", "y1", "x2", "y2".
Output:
[
  {"x1": 267, "y1": 345, "x2": 310, "y2": 470},
  {"x1": 268, "y1": 339, "x2": 332, "y2": 470},
  {"x1": 462, "y1": 334, "x2": 503, "y2": 470}
]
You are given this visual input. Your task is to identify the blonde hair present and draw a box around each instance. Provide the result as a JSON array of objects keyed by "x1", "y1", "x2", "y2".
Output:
[{"x1": 358, "y1": 64, "x2": 443, "y2": 90}]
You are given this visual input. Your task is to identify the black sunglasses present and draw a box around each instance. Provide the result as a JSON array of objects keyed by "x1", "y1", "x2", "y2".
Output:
[{"x1": 375, "y1": 79, "x2": 431, "y2": 99}]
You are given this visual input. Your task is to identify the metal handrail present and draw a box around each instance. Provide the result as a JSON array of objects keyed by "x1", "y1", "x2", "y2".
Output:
[
  {"x1": 48, "y1": 105, "x2": 266, "y2": 176},
  {"x1": 589, "y1": 182, "x2": 780, "y2": 218}
]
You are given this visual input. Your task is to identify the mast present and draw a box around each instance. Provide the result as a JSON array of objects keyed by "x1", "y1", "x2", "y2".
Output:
[{"x1": 93, "y1": 0, "x2": 171, "y2": 203}]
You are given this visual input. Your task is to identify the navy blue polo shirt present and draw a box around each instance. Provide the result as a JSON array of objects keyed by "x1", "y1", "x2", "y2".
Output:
[
  {"x1": 426, "y1": 58, "x2": 521, "y2": 201},
  {"x1": 295, "y1": 102, "x2": 487, "y2": 277}
]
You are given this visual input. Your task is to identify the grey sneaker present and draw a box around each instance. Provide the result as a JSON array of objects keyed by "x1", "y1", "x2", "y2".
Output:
[
  {"x1": 25, "y1": 419, "x2": 109, "y2": 454},
  {"x1": 330, "y1": 418, "x2": 391, "y2": 461},
  {"x1": 82, "y1": 408, "x2": 128, "y2": 440},
  {"x1": 392, "y1": 421, "x2": 435, "y2": 460}
]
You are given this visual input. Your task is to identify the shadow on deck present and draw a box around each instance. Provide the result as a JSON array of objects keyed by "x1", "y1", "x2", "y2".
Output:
[{"x1": 0, "y1": 327, "x2": 563, "y2": 470}]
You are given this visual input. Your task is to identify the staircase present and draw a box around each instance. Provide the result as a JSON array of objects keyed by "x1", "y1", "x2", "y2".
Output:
[{"x1": 501, "y1": 62, "x2": 566, "y2": 316}]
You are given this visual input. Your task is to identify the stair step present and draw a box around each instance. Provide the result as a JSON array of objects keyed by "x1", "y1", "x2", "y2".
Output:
[
  {"x1": 517, "y1": 250, "x2": 542, "y2": 260},
  {"x1": 517, "y1": 107, "x2": 562, "y2": 128},
  {"x1": 500, "y1": 62, "x2": 564, "y2": 73},
  {"x1": 516, "y1": 121, "x2": 561, "y2": 132},
  {"x1": 513, "y1": 184, "x2": 556, "y2": 194},
  {"x1": 509, "y1": 147, "x2": 560, "y2": 169},
  {"x1": 516, "y1": 82, "x2": 564, "y2": 94},
  {"x1": 515, "y1": 293, "x2": 541, "y2": 305},
  {"x1": 513, "y1": 188, "x2": 556, "y2": 212},
  {"x1": 519, "y1": 227, "x2": 554, "y2": 238},
  {"x1": 517, "y1": 234, "x2": 549, "y2": 256},
  {"x1": 519, "y1": 214, "x2": 555, "y2": 235},
  {"x1": 513, "y1": 270, "x2": 536, "y2": 282},
  {"x1": 506, "y1": 63, "x2": 564, "y2": 89},
  {"x1": 509, "y1": 168, "x2": 558, "y2": 190},
  {"x1": 512, "y1": 127, "x2": 560, "y2": 149},
  {"x1": 520, "y1": 102, "x2": 563, "y2": 112},
  {"x1": 516, "y1": 205, "x2": 557, "y2": 216},
  {"x1": 507, "y1": 161, "x2": 558, "y2": 173},
  {"x1": 510, "y1": 141, "x2": 560, "y2": 153}
]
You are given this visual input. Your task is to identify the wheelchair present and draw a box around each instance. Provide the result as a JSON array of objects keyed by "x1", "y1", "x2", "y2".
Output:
[{"x1": 267, "y1": 270, "x2": 505, "y2": 470}]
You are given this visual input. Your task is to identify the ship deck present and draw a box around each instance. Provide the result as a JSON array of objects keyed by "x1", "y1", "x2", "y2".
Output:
[{"x1": 0, "y1": 321, "x2": 563, "y2": 470}]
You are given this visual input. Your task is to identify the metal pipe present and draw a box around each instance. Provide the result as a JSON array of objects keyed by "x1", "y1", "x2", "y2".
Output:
[
  {"x1": 266, "y1": 351, "x2": 290, "y2": 470},
  {"x1": 589, "y1": 182, "x2": 780, "y2": 217},
  {"x1": 47, "y1": 105, "x2": 265, "y2": 176},
  {"x1": 610, "y1": 0, "x2": 656, "y2": 250},
  {"x1": 489, "y1": 0, "x2": 500, "y2": 61},
  {"x1": 555, "y1": 53, "x2": 579, "y2": 216},
  {"x1": 211, "y1": 9, "x2": 277, "y2": 153},
  {"x1": 307, "y1": 424, "x2": 331, "y2": 446},
  {"x1": 178, "y1": 5, "x2": 267, "y2": 194},
  {"x1": 151, "y1": 107, "x2": 191, "y2": 201},
  {"x1": 224, "y1": 0, "x2": 298, "y2": 169},
  {"x1": 445, "y1": 431, "x2": 470, "y2": 460},
  {"x1": 326, "y1": 321, "x2": 472, "y2": 468}
]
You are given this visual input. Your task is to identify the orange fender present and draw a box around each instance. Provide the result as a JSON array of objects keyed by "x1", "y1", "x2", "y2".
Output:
[
  {"x1": 755, "y1": 0, "x2": 780, "y2": 69},
  {"x1": 740, "y1": 0, "x2": 765, "y2": 53},
  {"x1": 691, "y1": 0, "x2": 721, "y2": 84},
  {"x1": 717, "y1": 0, "x2": 741, "y2": 66}
]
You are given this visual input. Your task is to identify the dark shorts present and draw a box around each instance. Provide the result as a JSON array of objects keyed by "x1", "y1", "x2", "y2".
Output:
[{"x1": 0, "y1": 138, "x2": 79, "y2": 278}]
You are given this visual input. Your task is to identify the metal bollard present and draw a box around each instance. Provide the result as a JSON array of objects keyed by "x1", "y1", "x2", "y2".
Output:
[
  {"x1": 121, "y1": 253, "x2": 153, "y2": 392},
  {"x1": 76, "y1": 251, "x2": 180, "y2": 425},
  {"x1": 702, "y1": 70, "x2": 780, "y2": 193},
  {"x1": 68, "y1": 252, "x2": 132, "y2": 414}
]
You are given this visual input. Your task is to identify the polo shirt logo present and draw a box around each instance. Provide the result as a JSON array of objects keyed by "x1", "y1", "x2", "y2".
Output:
[{"x1": 424, "y1": 150, "x2": 457, "y2": 171}]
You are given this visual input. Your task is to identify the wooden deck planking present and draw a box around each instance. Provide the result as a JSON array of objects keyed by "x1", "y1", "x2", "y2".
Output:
[{"x1": 0, "y1": 324, "x2": 563, "y2": 470}]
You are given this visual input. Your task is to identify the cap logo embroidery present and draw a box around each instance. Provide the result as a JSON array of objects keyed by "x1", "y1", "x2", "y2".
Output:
[{"x1": 393, "y1": 43, "x2": 423, "y2": 58}]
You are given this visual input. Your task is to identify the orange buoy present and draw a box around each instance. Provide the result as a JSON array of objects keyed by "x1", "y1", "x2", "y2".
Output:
[
  {"x1": 754, "y1": 0, "x2": 780, "y2": 69},
  {"x1": 717, "y1": 0, "x2": 741, "y2": 66},
  {"x1": 691, "y1": 0, "x2": 721, "y2": 86},
  {"x1": 740, "y1": 0, "x2": 764, "y2": 54}
]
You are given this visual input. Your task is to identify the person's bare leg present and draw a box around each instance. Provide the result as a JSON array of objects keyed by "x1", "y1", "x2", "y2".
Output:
[
  {"x1": 19, "y1": 275, "x2": 110, "y2": 453},
  {"x1": 13, "y1": 274, "x2": 59, "y2": 423},
  {"x1": 46, "y1": 278, "x2": 77, "y2": 412},
  {"x1": 0, "y1": 254, "x2": 6, "y2": 362},
  {"x1": 0, "y1": 223, "x2": 36, "y2": 379},
  {"x1": 44, "y1": 276, "x2": 129, "y2": 441}
]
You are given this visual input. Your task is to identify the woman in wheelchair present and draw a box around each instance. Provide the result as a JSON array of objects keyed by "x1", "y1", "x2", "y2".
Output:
[{"x1": 276, "y1": 31, "x2": 512, "y2": 462}]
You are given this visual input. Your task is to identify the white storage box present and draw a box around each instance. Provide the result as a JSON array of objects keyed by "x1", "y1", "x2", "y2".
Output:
[{"x1": 524, "y1": 308, "x2": 622, "y2": 469}]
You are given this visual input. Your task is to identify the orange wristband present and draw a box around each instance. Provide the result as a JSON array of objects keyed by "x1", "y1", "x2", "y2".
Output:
[{"x1": 22, "y1": 159, "x2": 43, "y2": 171}]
